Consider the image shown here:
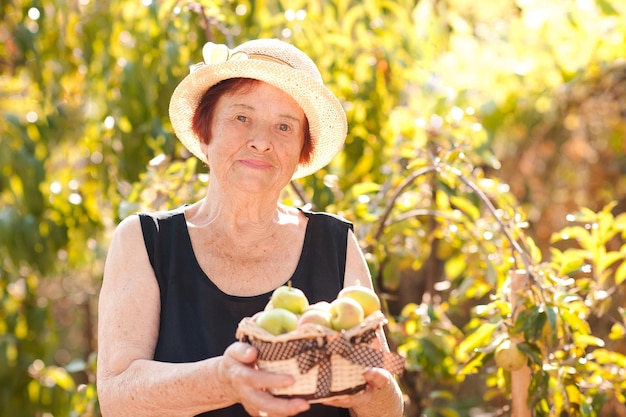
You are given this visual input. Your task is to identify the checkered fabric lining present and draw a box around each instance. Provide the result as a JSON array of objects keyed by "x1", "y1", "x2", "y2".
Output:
[{"x1": 247, "y1": 329, "x2": 404, "y2": 398}]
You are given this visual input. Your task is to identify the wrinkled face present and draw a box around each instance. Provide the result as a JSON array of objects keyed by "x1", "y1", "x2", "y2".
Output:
[{"x1": 205, "y1": 81, "x2": 306, "y2": 194}]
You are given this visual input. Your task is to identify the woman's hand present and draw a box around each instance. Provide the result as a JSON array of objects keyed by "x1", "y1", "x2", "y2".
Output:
[
  {"x1": 218, "y1": 342, "x2": 311, "y2": 417},
  {"x1": 321, "y1": 367, "x2": 403, "y2": 417}
]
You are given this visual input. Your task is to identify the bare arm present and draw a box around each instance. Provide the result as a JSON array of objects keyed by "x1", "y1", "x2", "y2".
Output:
[
  {"x1": 329, "y1": 229, "x2": 404, "y2": 417},
  {"x1": 96, "y1": 215, "x2": 309, "y2": 416}
]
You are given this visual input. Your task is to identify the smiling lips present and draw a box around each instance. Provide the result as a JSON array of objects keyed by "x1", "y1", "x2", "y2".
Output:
[{"x1": 239, "y1": 158, "x2": 273, "y2": 170}]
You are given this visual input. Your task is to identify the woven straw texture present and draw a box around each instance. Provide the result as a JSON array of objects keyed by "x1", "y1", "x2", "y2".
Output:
[
  {"x1": 236, "y1": 310, "x2": 405, "y2": 403},
  {"x1": 169, "y1": 39, "x2": 347, "y2": 179}
]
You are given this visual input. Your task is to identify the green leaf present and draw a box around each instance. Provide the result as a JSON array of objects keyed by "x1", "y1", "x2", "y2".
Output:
[
  {"x1": 516, "y1": 341, "x2": 542, "y2": 365},
  {"x1": 511, "y1": 307, "x2": 544, "y2": 340},
  {"x1": 545, "y1": 306, "x2": 558, "y2": 346},
  {"x1": 595, "y1": 1, "x2": 620, "y2": 21},
  {"x1": 528, "y1": 370, "x2": 550, "y2": 408},
  {"x1": 419, "y1": 336, "x2": 447, "y2": 364}
]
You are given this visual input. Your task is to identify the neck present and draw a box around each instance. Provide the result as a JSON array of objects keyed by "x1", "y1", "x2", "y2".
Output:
[{"x1": 184, "y1": 183, "x2": 293, "y2": 234}]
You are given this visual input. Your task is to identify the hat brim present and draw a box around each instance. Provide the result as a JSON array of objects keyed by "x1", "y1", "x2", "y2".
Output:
[{"x1": 169, "y1": 60, "x2": 347, "y2": 179}]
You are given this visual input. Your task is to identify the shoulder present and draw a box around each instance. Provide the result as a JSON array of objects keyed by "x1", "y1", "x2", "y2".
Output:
[
  {"x1": 110, "y1": 206, "x2": 183, "y2": 243},
  {"x1": 136, "y1": 207, "x2": 187, "y2": 222},
  {"x1": 299, "y1": 209, "x2": 354, "y2": 230},
  {"x1": 121, "y1": 207, "x2": 186, "y2": 233},
  {"x1": 113, "y1": 213, "x2": 142, "y2": 237}
]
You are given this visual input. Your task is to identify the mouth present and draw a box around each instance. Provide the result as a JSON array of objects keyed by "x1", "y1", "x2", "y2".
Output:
[{"x1": 239, "y1": 158, "x2": 273, "y2": 170}]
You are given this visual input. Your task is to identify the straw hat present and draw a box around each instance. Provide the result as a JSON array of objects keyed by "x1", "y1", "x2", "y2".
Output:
[{"x1": 169, "y1": 39, "x2": 348, "y2": 179}]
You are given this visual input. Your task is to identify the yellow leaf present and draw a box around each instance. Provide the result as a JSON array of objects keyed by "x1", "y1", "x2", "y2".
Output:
[
  {"x1": 458, "y1": 323, "x2": 498, "y2": 355},
  {"x1": 444, "y1": 254, "x2": 467, "y2": 280},
  {"x1": 598, "y1": 250, "x2": 623, "y2": 275},
  {"x1": 435, "y1": 190, "x2": 450, "y2": 209},
  {"x1": 615, "y1": 260, "x2": 626, "y2": 285},
  {"x1": 609, "y1": 323, "x2": 625, "y2": 340},
  {"x1": 561, "y1": 310, "x2": 590, "y2": 334},
  {"x1": 400, "y1": 303, "x2": 420, "y2": 319},
  {"x1": 525, "y1": 236, "x2": 542, "y2": 263},
  {"x1": 558, "y1": 257, "x2": 584, "y2": 276},
  {"x1": 440, "y1": 408, "x2": 461, "y2": 417},
  {"x1": 573, "y1": 333, "x2": 605, "y2": 348},
  {"x1": 14, "y1": 316, "x2": 28, "y2": 339},
  {"x1": 450, "y1": 195, "x2": 480, "y2": 220},
  {"x1": 27, "y1": 380, "x2": 40, "y2": 403},
  {"x1": 551, "y1": 226, "x2": 590, "y2": 243},
  {"x1": 350, "y1": 182, "x2": 381, "y2": 197}
]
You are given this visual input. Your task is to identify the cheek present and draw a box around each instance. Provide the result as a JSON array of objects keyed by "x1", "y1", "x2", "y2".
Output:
[
  {"x1": 205, "y1": 126, "x2": 227, "y2": 158},
  {"x1": 285, "y1": 134, "x2": 305, "y2": 157},
  {"x1": 279, "y1": 141, "x2": 304, "y2": 165}
]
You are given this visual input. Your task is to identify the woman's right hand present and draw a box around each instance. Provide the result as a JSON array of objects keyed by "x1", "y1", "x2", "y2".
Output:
[{"x1": 219, "y1": 342, "x2": 310, "y2": 417}]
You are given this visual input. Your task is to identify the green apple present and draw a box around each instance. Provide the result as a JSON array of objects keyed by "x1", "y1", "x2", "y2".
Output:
[
  {"x1": 298, "y1": 308, "x2": 332, "y2": 328},
  {"x1": 329, "y1": 297, "x2": 364, "y2": 331},
  {"x1": 494, "y1": 339, "x2": 527, "y2": 372},
  {"x1": 255, "y1": 308, "x2": 298, "y2": 335},
  {"x1": 270, "y1": 284, "x2": 309, "y2": 314},
  {"x1": 337, "y1": 284, "x2": 381, "y2": 317}
]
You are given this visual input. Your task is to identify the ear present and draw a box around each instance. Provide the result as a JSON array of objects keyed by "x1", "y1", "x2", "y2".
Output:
[{"x1": 199, "y1": 140, "x2": 209, "y2": 159}]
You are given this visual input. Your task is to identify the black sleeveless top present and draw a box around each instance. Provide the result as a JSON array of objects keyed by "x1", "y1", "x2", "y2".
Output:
[{"x1": 138, "y1": 208, "x2": 353, "y2": 417}]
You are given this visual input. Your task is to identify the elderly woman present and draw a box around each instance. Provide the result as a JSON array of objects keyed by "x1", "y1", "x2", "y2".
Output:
[{"x1": 97, "y1": 39, "x2": 404, "y2": 417}]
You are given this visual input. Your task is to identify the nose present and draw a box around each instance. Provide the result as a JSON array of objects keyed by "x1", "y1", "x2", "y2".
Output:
[{"x1": 247, "y1": 126, "x2": 273, "y2": 153}]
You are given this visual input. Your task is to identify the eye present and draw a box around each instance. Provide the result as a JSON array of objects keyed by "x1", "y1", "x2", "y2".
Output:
[
  {"x1": 236, "y1": 115, "x2": 248, "y2": 123},
  {"x1": 278, "y1": 123, "x2": 291, "y2": 132}
]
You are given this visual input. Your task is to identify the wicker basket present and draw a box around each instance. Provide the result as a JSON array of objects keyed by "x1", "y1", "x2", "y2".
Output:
[{"x1": 236, "y1": 310, "x2": 404, "y2": 403}]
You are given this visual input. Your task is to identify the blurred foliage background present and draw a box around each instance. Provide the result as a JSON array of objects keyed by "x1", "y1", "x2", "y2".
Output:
[{"x1": 1, "y1": 0, "x2": 625, "y2": 416}]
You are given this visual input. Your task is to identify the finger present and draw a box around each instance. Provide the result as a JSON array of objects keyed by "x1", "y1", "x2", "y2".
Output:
[
  {"x1": 242, "y1": 391, "x2": 310, "y2": 417},
  {"x1": 222, "y1": 349, "x2": 296, "y2": 393},
  {"x1": 363, "y1": 367, "x2": 393, "y2": 389},
  {"x1": 223, "y1": 344, "x2": 310, "y2": 415},
  {"x1": 322, "y1": 369, "x2": 391, "y2": 408},
  {"x1": 234, "y1": 366, "x2": 297, "y2": 392},
  {"x1": 322, "y1": 389, "x2": 370, "y2": 409},
  {"x1": 224, "y1": 342, "x2": 258, "y2": 364}
]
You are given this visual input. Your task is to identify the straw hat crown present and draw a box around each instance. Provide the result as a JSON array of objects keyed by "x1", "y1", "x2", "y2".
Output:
[{"x1": 169, "y1": 39, "x2": 348, "y2": 179}]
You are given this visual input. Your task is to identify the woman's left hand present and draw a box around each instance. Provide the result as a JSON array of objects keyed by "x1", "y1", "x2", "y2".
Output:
[{"x1": 320, "y1": 367, "x2": 397, "y2": 413}]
